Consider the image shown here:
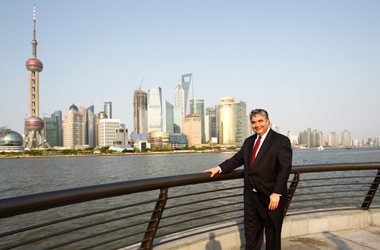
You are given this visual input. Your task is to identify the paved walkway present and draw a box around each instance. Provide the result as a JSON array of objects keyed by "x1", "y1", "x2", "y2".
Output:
[{"x1": 281, "y1": 227, "x2": 380, "y2": 250}]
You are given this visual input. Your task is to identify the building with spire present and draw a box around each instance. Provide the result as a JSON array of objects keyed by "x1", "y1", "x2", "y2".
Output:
[{"x1": 24, "y1": 6, "x2": 50, "y2": 149}]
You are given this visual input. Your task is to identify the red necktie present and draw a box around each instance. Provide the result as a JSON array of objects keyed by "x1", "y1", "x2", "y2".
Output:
[{"x1": 250, "y1": 136, "x2": 261, "y2": 167}]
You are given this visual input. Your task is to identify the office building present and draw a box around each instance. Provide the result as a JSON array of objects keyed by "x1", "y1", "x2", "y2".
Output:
[
  {"x1": 114, "y1": 128, "x2": 128, "y2": 148},
  {"x1": 215, "y1": 105, "x2": 220, "y2": 144},
  {"x1": 62, "y1": 104, "x2": 85, "y2": 148},
  {"x1": 98, "y1": 119, "x2": 120, "y2": 147},
  {"x1": 205, "y1": 107, "x2": 217, "y2": 143},
  {"x1": 235, "y1": 100, "x2": 247, "y2": 147},
  {"x1": 246, "y1": 115, "x2": 253, "y2": 137},
  {"x1": 219, "y1": 97, "x2": 236, "y2": 146},
  {"x1": 51, "y1": 111, "x2": 62, "y2": 146},
  {"x1": 182, "y1": 114, "x2": 202, "y2": 147},
  {"x1": 181, "y1": 73, "x2": 193, "y2": 116},
  {"x1": 104, "y1": 101, "x2": 112, "y2": 119},
  {"x1": 169, "y1": 134, "x2": 188, "y2": 149},
  {"x1": 173, "y1": 105, "x2": 181, "y2": 133},
  {"x1": 133, "y1": 89, "x2": 148, "y2": 134},
  {"x1": 190, "y1": 99, "x2": 205, "y2": 143},
  {"x1": 147, "y1": 87, "x2": 163, "y2": 132},
  {"x1": 42, "y1": 117, "x2": 58, "y2": 147}
]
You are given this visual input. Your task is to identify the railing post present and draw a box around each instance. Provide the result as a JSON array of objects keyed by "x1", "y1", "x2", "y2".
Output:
[
  {"x1": 140, "y1": 188, "x2": 168, "y2": 249},
  {"x1": 284, "y1": 173, "x2": 300, "y2": 217},
  {"x1": 361, "y1": 169, "x2": 380, "y2": 210}
]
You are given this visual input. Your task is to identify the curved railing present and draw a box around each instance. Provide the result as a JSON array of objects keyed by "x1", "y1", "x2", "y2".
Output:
[{"x1": 0, "y1": 163, "x2": 379, "y2": 249}]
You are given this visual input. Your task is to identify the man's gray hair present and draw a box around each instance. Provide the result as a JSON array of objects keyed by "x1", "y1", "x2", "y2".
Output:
[{"x1": 250, "y1": 109, "x2": 269, "y2": 121}]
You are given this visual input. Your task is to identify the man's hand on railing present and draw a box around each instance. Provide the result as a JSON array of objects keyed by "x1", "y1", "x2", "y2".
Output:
[{"x1": 204, "y1": 167, "x2": 220, "y2": 178}]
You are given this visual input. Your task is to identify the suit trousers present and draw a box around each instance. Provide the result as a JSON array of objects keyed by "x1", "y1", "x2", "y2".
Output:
[{"x1": 244, "y1": 192, "x2": 285, "y2": 250}]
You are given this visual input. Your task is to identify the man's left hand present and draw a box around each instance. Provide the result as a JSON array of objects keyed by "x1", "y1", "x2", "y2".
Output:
[{"x1": 269, "y1": 193, "x2": 280, "y2": 210}]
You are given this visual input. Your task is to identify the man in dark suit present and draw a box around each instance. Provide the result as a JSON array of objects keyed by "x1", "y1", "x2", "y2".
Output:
[{"x1": 204, "y1": 109, "x2": 292, "y2": 250}]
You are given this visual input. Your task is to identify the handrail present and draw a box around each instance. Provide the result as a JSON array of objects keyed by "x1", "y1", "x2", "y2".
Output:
[
  {"x1": 1, "y1": 163, "x2": 379, "y2": 219},
  {"x1": 0, "y1": 162, "x2": 379, "y2": 250}
]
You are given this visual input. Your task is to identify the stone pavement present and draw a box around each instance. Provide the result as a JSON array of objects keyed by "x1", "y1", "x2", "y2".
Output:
[{"x1": 281, "y1": 227, "x2": 380, "y2": 250}]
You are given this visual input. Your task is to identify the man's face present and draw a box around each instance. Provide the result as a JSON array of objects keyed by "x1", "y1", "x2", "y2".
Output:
[{"x1": 251, "y1": 114, "x2": 270, "y2": 136}]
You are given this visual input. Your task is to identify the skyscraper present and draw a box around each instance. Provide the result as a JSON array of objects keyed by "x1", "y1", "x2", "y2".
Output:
[
  {"x1": 246, "y1": 115, "x2": 253, "y2": 137},
  {"x1": 182, "y1": 114, "x2": 201, "y2": 147},
  {"x1": 174, "y1": 82, "x2": 185, "y2": 131},
  {"x1": 341, "y1": 130, "x2": 352, "y2": 147},
  {"x1": 181, "y1": 73, "x2": 193, "y2": 116},
  {"x1": 235, "y1": 100, "x2": 247, "y2": 147},
  {"x1": 133, "y1": 89, "x2": 148, "y2": 134},
  {"x1": 42, "y1": 117, "x2": 58, "y2": 147},
  {"x1": 85, "y1": 105, "x2": 96, "y2": 148},
  {"x1": 166, "y1": 101, "x2": 174, "y2": 133},
  {"x1": 62, "y1": 104, "x2": 85, "y2": 148},
  {"x1": 51, "y1": 110, "x2": 62, "y2": 146},
  {"x1": 147, "y1": 87, "x2": 163, "y2": 132},
  {"x1": 219, "y1": 97, "x2": 236, "y2": 146},
  {"x1": 190, "y1": 99, "x2": 205, "y2": 143},
  {"x1": 104, "y1": 101, "x2": 112, "y2": 119},
  {"x1": 328, "y1": 132, "x2": 339, "y2": 147}
]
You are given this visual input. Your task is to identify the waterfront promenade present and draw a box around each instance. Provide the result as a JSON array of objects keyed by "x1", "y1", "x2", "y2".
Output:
[{"x1": 151, "y1": 209, "x2": 380, "y2": 250}]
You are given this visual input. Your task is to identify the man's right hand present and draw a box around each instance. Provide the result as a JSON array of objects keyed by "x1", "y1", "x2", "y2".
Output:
[{"x1": 203, "y1": 167, "x2": 220, "y2": 178}]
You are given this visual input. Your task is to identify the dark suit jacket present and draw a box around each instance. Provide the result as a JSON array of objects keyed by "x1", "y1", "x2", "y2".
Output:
[{"x1": 219, "y1": 129, "x2": 292, "y2": 206}]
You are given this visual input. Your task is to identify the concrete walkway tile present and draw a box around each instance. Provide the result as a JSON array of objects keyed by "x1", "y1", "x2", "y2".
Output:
[
  {"x1": 299, "y1": 234, "x2": 374, "y2": 250},
  {"x1": 282, "y1": 238, "x2": 319, "y2": 250},
  {"x1": 330, "y1": 228, "x2": 380, "y2": 249}
]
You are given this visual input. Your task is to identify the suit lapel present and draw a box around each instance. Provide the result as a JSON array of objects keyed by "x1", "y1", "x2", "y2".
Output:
[{"x1": 250, "y1": 129, "x2": 273, "y2": 170}]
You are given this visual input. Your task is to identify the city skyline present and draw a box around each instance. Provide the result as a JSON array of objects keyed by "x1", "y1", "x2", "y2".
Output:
[{"x1": 1, "y1": 1, "x2": 379, "y2": 142}]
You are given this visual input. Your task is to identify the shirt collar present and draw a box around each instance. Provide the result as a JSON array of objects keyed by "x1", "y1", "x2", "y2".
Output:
[{"x1": 257, "y1": 128, "x2": 270, "y2": 141}]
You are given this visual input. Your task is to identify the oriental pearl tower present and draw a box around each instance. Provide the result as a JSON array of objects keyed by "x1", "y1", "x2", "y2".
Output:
[{"x1": 24, "y1": 6, "x2": 50, "y2": 150}]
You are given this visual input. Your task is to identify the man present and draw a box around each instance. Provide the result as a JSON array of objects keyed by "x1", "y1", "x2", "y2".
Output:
[{"x1": 204, "y1": 109, "x2": 292, "y2": 250}]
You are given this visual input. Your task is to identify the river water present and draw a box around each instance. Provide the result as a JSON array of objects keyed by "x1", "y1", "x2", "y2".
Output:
[
  {"x1": 1, "y1": 147, "x2": 380, "y2": 199},
  {"x1": 0, "y1": 147, "x2": 379, "y2": 249}
]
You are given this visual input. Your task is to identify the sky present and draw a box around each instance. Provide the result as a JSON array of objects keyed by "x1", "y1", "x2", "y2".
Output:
[{"x1": 1, "y1": 0, "x2": 379, "y2": 141}]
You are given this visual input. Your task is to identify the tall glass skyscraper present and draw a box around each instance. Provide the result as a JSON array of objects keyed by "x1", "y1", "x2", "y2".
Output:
[
  {"x1": 148, "y1": 87, "x2": 163, "y2": 132},
  {"x1": 104, "y1": 101, "x2": 112, "y2": 119},
  {"x1": 85, "y1": 105, "x2": 96, "y2": 148},
  {"x1": 166, "y1": 101, "x2": 174, "y2": 133},
  {"x1": 235, "y1": 100, "x2": 247, "y2": 147},
  {"x1": 181, "y1": 73, "x2": 193, "y2": 116},
  {"x1": 133, "y1": 89, "x2": 148, "y2": 134},
  {"x1": 51, "y1": 110, "x2": 62, "y2": 146},
  {"x1": 43, "y1": 117, "x2": 58, "y2": 147},
  {"x1": 190, "y1": 99, "x2": 205, "y2": 143}
]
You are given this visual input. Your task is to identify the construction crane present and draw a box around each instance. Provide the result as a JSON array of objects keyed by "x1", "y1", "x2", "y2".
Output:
[
  {"x1": 20, "y1": 113, "x2": 28, "y2": 118},
  {"x1": 139, "y1": 77, "x2": 144, "y2": 90}
]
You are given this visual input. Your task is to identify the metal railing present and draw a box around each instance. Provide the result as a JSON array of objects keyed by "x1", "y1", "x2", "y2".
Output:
[{"x1": 0, "y1": 162, "x2": 379, "y2": 250}]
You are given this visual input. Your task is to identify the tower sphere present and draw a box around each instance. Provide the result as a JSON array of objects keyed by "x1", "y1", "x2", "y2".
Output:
[
  {"x1": 25, "y1": 117, "x2": 44, "y2": 132},
  {"x1": 26, "y1": 58, "x2": 43, "y2": 72}
]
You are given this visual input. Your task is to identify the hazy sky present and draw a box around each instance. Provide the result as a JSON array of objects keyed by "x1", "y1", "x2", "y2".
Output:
[{"x1": 1, "y1": 0, "x2": 379, "y2": 141}]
